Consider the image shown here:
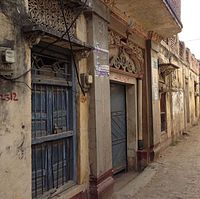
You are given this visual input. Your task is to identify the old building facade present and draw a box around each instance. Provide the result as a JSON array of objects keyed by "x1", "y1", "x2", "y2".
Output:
[{"x1": 0, "y1": 0, "x2": 199, "y2": 199}]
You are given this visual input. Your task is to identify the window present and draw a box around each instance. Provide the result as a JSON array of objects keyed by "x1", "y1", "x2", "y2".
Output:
[
  {"x1": 31, "y1": 45, "x2": 76, "y2": 198},
  {"x1": 160, "y1": 93, "x2": 167, "y2": 132}
]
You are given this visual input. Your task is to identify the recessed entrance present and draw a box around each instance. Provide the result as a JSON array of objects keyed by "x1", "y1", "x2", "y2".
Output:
[{"x1": 110, "y1": 83, "x2": 127, "y2": 174}]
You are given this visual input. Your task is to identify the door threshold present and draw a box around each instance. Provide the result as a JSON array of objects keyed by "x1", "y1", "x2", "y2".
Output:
[{"x1": 113, "y1": 170, "x2": 139, "y2": 192}]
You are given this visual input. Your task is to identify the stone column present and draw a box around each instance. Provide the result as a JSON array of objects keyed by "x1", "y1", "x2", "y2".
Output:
[{"x1": 86, "y1": 1, "x2": 114, "y2": 198}]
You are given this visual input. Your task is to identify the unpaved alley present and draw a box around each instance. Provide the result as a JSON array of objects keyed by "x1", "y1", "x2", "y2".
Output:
[{"x1": 116, "y1": 124, "x2": 200, "y2": 199}]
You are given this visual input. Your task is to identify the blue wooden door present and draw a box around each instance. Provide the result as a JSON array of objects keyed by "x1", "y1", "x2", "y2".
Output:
[
  {"x1": 110, "y1": 83, "x2": 127, "y2": 173},
  {"x1": 31, "y1": 48, "x2": 75, "y2": 198},
  {"x1": 32, "y1": 84, "x2": 74, "y2": 197}
]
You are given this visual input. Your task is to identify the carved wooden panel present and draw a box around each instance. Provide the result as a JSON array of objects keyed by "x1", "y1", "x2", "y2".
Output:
[
  {"x1": 28, "y1": 0, "x2": 76, "y2": 36},
  {"x1": 109, "y1": 30, "x2": 145, "y2": 77}
]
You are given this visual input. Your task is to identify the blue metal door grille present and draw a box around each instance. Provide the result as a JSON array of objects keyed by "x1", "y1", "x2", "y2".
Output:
[
  {"x1": 110, "y1": 83, "x2": 127, "y2": 173},
  {"x1": 31, "y1": 49, "x2": 75, "y2": 198}
]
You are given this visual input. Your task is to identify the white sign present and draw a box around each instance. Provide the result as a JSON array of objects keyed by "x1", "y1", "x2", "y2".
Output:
[{"x1": 152, "y1": 58, "x2": 159, "y2": 100}]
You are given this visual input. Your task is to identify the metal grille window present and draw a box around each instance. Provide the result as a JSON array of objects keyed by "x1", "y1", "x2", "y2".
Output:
[{"x1": 31, "y1": 45, "x2": 76, "y2": 198}]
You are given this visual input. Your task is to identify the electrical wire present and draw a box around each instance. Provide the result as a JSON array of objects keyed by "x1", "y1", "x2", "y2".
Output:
[
  {"x1": 14, "y1": 80, "x2": 32, "y2": 90},
  {"x1": 0, "y1": 68, "x2": 31, "y2": 81},
  {"x1": 59, "y1": 0, "x2": 86, "y2": 96},
  {"x1": 0, "y1": 70, "x2": 32, "y2": 90},
  {"x1": 184, "y1": 38, "x2": 200, "y2": 42},
  {"x1": 39, "y1": 0, "x2": 88, "y2": 54}
]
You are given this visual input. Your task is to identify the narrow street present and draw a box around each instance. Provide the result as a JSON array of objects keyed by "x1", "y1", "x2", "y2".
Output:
[{"x1": 115, "y1": 124, "x2": 200, "y2": 199}]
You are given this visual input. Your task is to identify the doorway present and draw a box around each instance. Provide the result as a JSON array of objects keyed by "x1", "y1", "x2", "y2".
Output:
[
  {"x1": 31, "y1": 45, "x2": 76, "y2": 198},
  {"x1": 110, "y1": 83, "x2": 127, "y2": 174},
  {"x1": 185, "y1": 81, "x2": 190, "y2": 123}
]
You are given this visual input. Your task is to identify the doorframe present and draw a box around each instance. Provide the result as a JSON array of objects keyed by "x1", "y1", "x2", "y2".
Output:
[{"x1": 110, "y1": 72, "x2": 138, "y2": 171}]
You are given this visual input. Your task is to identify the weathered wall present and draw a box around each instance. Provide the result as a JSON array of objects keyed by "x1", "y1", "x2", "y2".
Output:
[
  {"x1": 0, "y1": 1, "x2": 31, "y2": 198},
  {"x1": 76, "y1": 13, "x2": 90, "y2": 187},
  {"x1": 152, "y1": 37, "x2": 200, "y2": 154},
  {"x1": 0, "y1": 2, "x2": 91, "y2": 199},
  {"x1": 147, "y1": 40, "x2": 161, "y2": 155}
]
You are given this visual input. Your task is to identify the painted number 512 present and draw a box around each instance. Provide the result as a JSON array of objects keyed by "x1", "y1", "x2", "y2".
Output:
[{"x1": 0, "y1": 92, "x2": 19, "y2": 101}]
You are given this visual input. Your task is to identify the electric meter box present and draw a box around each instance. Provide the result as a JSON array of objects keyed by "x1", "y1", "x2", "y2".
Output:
[
  {"x1": 2, "y1": 49, "x2": 15, "y2": 64},
  {"x1": 0, "y1": 47, "x2": 15, "y2": 76}
]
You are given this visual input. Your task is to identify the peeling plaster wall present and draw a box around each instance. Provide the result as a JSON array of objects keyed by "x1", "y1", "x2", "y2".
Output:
[{"x1": 0, "y1": 1, "x2": 31, "y2": 199}]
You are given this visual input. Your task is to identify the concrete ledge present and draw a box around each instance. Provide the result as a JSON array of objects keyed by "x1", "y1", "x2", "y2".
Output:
[
  {"x1": 55, "y1": 184, "x2": 87, "y2": 199},
  {"x1": 112, "y1": 166, "x2": 157, "y2": 199}
]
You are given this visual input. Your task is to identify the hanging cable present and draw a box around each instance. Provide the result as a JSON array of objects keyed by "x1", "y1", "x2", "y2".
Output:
[
  {"x1": 59, "y1": 0, "x2": 86, "y2": 96},
  {"x1": 0, "y1": 70, "x2": 32, "y2": 91},
  {"x1": 0, "y1": 68, "x2": 31, "y2": 81},
  {"x1": 184, "y1": 38, "x2": 200, "y2": 42},
  {"x1": 39, "y1": 0, "x2": 88, "y2": 54}
]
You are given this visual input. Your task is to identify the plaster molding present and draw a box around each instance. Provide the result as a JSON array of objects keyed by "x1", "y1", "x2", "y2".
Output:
[
  {"x1": 109, "y1": 30, "x2": 144, "y2": 78},
  {"x1": 148, "y1": 31, "x2": 163, "y2": 43}
]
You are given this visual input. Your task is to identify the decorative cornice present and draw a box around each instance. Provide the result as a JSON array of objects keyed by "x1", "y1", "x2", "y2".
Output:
[
  {"x1": 109, "y1": 29, "x2": 145, "y2": 78},
  {"x1": 148, "y1": 31, "x2": 163, "y2": 43}
]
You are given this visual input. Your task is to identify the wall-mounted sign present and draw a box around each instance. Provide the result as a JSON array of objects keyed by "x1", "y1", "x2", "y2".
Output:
[
  {"x1": 95, "y1": 44, "x2": 109, "y2": 77},
  {"x1": 152, "y1": 58, "x2": 159, "y2": 100}
]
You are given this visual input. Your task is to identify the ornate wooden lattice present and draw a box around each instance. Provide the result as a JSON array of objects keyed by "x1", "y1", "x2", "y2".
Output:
[
  {"x1": 28, "y1": 0, "x2": 76, "y2": 36},
  {"x1": 109, "y1": 30, "x2": 145, "y2": 77}
]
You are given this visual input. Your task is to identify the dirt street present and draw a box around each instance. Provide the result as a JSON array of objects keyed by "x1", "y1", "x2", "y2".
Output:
[{"x1": 133, "y1": 124, "x2": 200, "y2": 199}]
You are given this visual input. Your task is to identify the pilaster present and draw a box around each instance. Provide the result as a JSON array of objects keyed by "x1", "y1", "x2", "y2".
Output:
[{"x1": 86, "y1": 1, "x2": 114, "y2": 198}]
